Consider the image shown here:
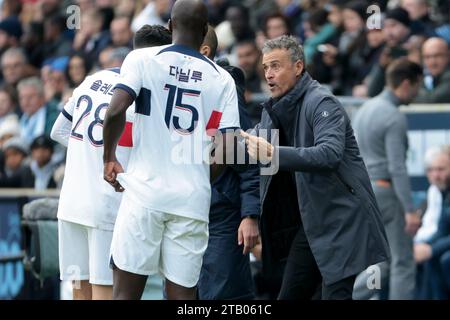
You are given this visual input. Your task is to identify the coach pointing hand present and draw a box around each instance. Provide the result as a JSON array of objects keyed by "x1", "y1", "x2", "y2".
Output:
[{"x1": 241, "y1": 130, "x2": 274, "y2": 163}]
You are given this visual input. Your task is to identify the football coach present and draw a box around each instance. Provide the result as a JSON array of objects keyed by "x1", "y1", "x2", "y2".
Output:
[{"x1": 241, "y1": 35, "x2": 390, "y2": 300}]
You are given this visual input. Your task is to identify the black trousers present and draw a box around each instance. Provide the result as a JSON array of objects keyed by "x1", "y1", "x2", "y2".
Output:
[{"x1": 278, "y1": 221, "x2": 356, "y2": 300}]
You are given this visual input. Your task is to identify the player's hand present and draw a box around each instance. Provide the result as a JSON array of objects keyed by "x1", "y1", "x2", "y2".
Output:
[
  {"x1": 240, "y1": 130, "x2": 274, "y2": 163},
  {"x1": 104, "y1": 160, "x2": 125, "y2": 192},
  {"x1": 238, "y1": 216, "x2": 259, "y2": 255}
]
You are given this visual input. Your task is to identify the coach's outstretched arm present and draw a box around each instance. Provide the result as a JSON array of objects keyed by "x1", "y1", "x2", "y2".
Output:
[{"x1": 103, "y1": 88, "x2": 134, "y2": 191}]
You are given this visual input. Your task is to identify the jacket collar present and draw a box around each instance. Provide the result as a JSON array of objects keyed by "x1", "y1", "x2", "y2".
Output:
[
  {"x1": 380, "y1": 88, "x2": 402, "y2": 107},
  {"x1": 260, "y1": 72, "x2": 313, "y2": 144},
  {"x1": 433, "y1": 65, "x2": 450, "y2": 86},
  {"x1": 262, "y1": 72, "x2": 313, "y2": 113}
]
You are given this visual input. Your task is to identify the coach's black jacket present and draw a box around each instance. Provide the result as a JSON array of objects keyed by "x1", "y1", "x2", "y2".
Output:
[{"x1": 257, "y1": 72, "x2": 390, "y2": 285}]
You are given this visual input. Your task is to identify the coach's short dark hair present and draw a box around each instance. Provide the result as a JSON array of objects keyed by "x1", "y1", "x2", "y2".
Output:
[
  {"x1": 133, "y1": 24, "x2": 172, "y2": 49},
  {"x1": 386, "y1": 58, "x2": 422, "y2": 89}
]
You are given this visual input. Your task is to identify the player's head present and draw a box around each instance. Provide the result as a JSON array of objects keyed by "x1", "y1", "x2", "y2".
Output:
[
  {"x1": 168, "y1": 0, "x2": 208, "y2": 50},
  {"x1": 200, "y1": 25, "x2": 218, "y2": 60},
  {"x1": 133, "y1": 24, "x2": 172, "y2": 49}
]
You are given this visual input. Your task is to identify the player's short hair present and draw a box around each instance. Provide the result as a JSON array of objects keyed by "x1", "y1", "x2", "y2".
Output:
[
  {"x1": 202, "y1": 25, "x2": 218, "y2": 58},
  {"x1": 386, "y1": 58, "x2": 422, "y2": 89},
  {"x1": 133, "y1": 24, "x2": 172, "y2": 49}
]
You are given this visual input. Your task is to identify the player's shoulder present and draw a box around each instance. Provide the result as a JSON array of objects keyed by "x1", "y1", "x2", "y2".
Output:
[
  {"x1": 129, "y1": 44, "x2": 172, "y2": 60},
  {"x1": 216, "y1": 63, "x2": 236, "y2": 87},
  {"x1": 216, "y1": 63, "x2": 233, "y2": 78}
]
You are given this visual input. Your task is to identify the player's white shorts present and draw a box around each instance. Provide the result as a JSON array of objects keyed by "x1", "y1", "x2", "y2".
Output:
[
  {"x1": 58, "y1": 220, "x2": 113, "y2": 285},
  {"x1": 110, "y1": 195, "x2": 209, "y2": 288}
]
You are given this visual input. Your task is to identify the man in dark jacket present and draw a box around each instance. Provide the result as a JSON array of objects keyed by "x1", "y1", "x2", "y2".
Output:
[
  {"x1": 241, "y1": 35, "x2": 390, "y2": 300},
  {"x1": 197, "y1": 26, "x2": 260, "y2": 300},
  {"x1": 414, "y1": 37, "x2": 450, "y2": 104}
]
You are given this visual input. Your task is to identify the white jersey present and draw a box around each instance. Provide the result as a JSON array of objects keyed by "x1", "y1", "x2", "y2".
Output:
[
  {"x1": 57, "y1": 69, "x2": 134, "y2": 231},
  {"x1": 115, "y1": 44, "x2": 240, "y2": 222}
]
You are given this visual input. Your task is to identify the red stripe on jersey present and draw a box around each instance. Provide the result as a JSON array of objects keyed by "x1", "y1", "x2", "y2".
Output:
[
  {"x1": 206, "y1": 110, "x2": 223, "y2": 136},
  {"x1": 118, "y1": 121, "x2": 133, "y2": 147}
]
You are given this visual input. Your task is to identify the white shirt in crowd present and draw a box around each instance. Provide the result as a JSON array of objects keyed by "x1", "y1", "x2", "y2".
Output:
[{"x1": 414, "y1": 184, "x2": 443, "y2": 243}]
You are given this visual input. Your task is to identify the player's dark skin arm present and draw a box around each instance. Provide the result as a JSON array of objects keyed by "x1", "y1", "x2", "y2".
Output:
[{"x1": 103, "y1": 88, "x2": 134, "y2": 192}]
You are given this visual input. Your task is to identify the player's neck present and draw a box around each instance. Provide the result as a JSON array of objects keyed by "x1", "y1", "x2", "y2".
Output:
[{"x1": 172, "y1": 34, "x2": 202, "y2": 52}]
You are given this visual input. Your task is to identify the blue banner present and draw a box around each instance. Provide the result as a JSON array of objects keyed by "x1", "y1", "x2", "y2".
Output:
[{"x1": 0, "y1": 200, "x2": 24, "y2": 299}]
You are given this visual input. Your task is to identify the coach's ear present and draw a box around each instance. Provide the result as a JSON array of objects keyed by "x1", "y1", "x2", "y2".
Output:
[{"x1": 168, "y1": 19, "x2": 173, "y2": 32}]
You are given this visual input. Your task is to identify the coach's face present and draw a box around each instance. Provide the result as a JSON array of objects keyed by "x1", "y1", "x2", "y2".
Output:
[{"x1": 262, "y1": 48, "x2": 303, "y2": 99}]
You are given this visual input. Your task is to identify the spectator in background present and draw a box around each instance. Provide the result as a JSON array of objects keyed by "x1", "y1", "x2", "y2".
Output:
[
  {"x1": 205, "y1": 0, "x2": 232, "y2": 27},
  {"x1": 75, "y1": 0, "x2": 95, "y2": 12},
  {"x1": 0, "y1": 16, "x2": 23, "y2": 56},
  {"x1": 235, "y1": 40, "x2": 266, "y2": 98},
  {"x1": 42, "y1": 15, "x2": 72, "y2": 60},
  {"x1": 401, "y1": 0, "x2": 435, "y2": 36},
  {"x1": 335, "y1": 0, "x2": 370, "y2": 95},
  {"x1": 115, "y1": 0, "x2": 136, "y2": 17},
  {"x1": 109, "y1": 15, "x2": 133, "y2": 49},
  {"x1": 264, "y1": 13, "x2": 291, "y2": 40},
  {"x1": 243, "y1": 0, "x2": 278, "y2": 33},
  {"x1": 216, "y1": 4, "x2": 256, "y2": 63},
  {"x1": 224, "y1": 4, "x2": 255, "y2": 53},
  {"x1": 37, "y1": 0, "x2": 62, "y2": 21},
  {"x1": 1, "y1": 48, "x2": 34, "y2": 89},
  {"x1": 414, "y1": 145, "x2": 450, "y2": 299},
  {"x1": 353, "y1": 59, "x2": 423, "y2": 300},
  {"x1": 21, "y1": 21, "x2": 45, "y2": 69},
  {"x1": 0, "y1": 0, "x2": 22, "y2": 20},
  {"x1": 309, "y1": 1, "x2": 369, "y2": 95},
  {"x1": 29, "y1": 135, "x2": 57, "y2": 190},
  {"x1": 131, "y1": 0, "x2": 172, "y2": 33},
  {"x1": 18, "y1": 77, "x2": 58, "y2": 144},
  {"x1": 274, "y1": 0, "x2": 303, "y2": 38},
  {"x1": 304, "y1": 4, "x2": 342, "y2": 78},
  {"x1": 73, "y1": 9, "x2": 110, "y2": 62},
  {"x1": 415, "y1": 147, "x2": 444, "y2": 244},
  {"x1": 404, "y1": 34, "x2": 427, "y2": 65},
  {"x1": 367, "y1": 8, "x2": 412, "y2": 97},
  {"x1": 414, "y1": 37, "x2": 450, "y2": 103},
  {"x1": 414, "y1": 146, "x2": 446, "y2": 299},
  {"x1": 67, "y1": 52, "x2": 92, "y2": 89},
  {"x1": 0, "y1": 137, "x2": 33, "y2": 188},
  {"x1": 43, "y1": 56, "x2": 69, "y2": 104},
  {"x1": 352, "y1": 28, "x2": 386, "y2": 97},
  {"x1": 0, "y1": 86, "x2": 19, "y2": 135}
]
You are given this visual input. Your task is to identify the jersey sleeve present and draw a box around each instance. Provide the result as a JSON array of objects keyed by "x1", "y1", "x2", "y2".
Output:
[
  {"x1": 218, "y1": 74, "x2": 240, "y2": 131},
  {"x1": 114, "y1": 50, "x2": 143, "y2": 100},
  {"x1": 50, "y1": 112, "x2": 72, "y2": 147},
  {"x1": 61, "y1": 88, "x2": 78, "y2": 121}
]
